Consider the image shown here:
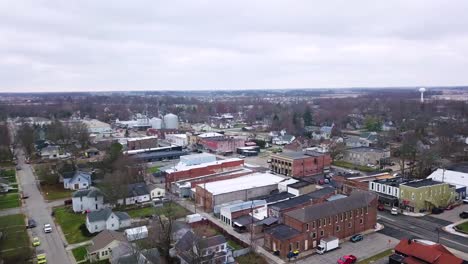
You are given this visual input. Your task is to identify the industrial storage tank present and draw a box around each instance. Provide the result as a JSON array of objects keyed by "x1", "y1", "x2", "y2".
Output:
[
  {"x1": 149, "y1": 117, "x2": 162, "y2": 129},
  {"x1": 163, "y1": 113, "x2": 179, "y2": 129}
]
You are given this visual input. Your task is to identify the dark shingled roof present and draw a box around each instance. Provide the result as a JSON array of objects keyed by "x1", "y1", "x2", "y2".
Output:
[
  {"x1": 252, "y1": 192, "x2": 295, "y2": 203},
  {"x1": 264, "y1": 224, "x2": 301, "y2": 241},
  {"x1": 274, "y1": 151, "x2": 308, "y2": 160},
  {"x1": 72, "y1": 187, "x2": 103, "y2": 198},
  {"x1": 175, "y1": 231, "x2": 227, "y2": 252},
  {"x1": 87, "y1": 208, "x2": 130, "y2": 223},
  {"x1": 288, "y1": 181, "x2": 314, "y2": 189},
  {"x1": 269, "y1": 195, "x2": 313, "y2": 211},
  {"x1": 87, "y1": 230, "x2": 126, "y2": 253},
  {"x1": 286, "y1": 192, "x2": 377, "y2": 222},
  {"x1": 127, "y1": 182, "x2": 150, "y2": 197},
  {"x1": 402, "y1": 179, "x2": 445, "y2": 188}
]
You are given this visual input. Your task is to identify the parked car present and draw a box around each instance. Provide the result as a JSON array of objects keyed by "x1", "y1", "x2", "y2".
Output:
[
  {"x1": 377, "y1": 204, "x2": 385, "y2": 211},
  {"x1": 350, "y1": 234, "x2": 363, "y2": 243},
  {"x1": 32, "y1": 237, "x2": 41, "y2": 247},
  {"x1": 463, "y1": 199, "x2": 468, "y2": 204},
  {"x1": 459, "y1": 211, "x2": 468, "y2": 219},
  {"x1": 37, "y1": 253, "x2": 47, "y2": 264},
  {"x1": 43, "y1": 224, "x2": 52, "y2": 233},
  {"x1": 391, "y1": 208, "x2": 399, "y2": 215},
  {"x1": 27, "y1": 219, "x2": 37, "y2": 229},
  {"x1": 238, "y1": 155, "x2": 246, "y2": 158},
  {"x1": 318, "y1": 179, "x2": 325, "y2": 185},
  {"x1": 432, "y1": 207, "x2": 444, "y2": 214},
  {"x1": 337, "y1": 255, "x2": 357, "y2": 264},
  {"x1": 64, "y1": 199, "x2": 72, "y2": 205},
  {"x1": 16, "y1": 166, "x2": 21, "y2": 170}
]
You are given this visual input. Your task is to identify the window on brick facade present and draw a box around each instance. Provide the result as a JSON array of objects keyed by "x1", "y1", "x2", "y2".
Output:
[
  {"x1": 296, "y1": 242, "x2": 299, "y2": 249},
  {"x1": 312, "y1": 222, "x2": 315, "y2": 228},
  {"x1": 365, "y1": 207, "x2": 368, "y2": 214},
  {"x1": 306, "y1": 224, "x2": 309, "y2": 231},
  {"x1": 320, "y1": 230, "x2": 324, "y2": 237},
  {"x1": 348, "y1": 223, "x2": 352, "y2": 228},
  {"x1": 340, "y1": 214, "x2": 343, "y2": 221},
  {"x1": 345, "y1": 212, "x2": 347, "y2": 220},
  {"x1": 360, "y1": 219, "x2": 363, "y2": 224},
  {"x1": 318, "y1": 219, "x2": 321, "y2": 228},
  {"x1": 328, "y1": 217, "x2": 331, "y2": 225},
  {"x1": 312, "y1": 232, "x2": 316, "y2": 238},
  {"x1": 289, "y1": 243, "x2": 292, "y2": 251},
  {"x1": 336, "y1": 225, "x2": 340, "y2": 232},
  {"x1": 335, "y1": 215, "x2": 338, "y2": 222},
  {"x1": 350, "y1": 211, "x2": 353, "y2": 218}
]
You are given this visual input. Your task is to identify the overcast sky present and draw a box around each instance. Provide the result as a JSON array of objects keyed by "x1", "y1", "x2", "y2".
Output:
[{"x1": 1, "y1": 1, "x2": 468, "y2": 92}]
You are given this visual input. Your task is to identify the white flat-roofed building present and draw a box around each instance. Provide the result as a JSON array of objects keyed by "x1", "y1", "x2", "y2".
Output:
[
  {"x1": 196, "y1": 172, "x2": 287, "y2": 211},
  {"x1": 82, "y1": 119, "x2": 113, "y2": 137},
  {"x1": 179, "y1": 153, "x2": 217, "y2": 166},
  {"x1": 166, "y1": 134, "x2": 188, "y2": 147}
]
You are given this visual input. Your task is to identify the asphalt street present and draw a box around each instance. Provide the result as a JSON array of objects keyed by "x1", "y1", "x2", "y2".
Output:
[
  {"x1": 10, "y1": 117, "x2": 73, "y2": 264},
  {"x1": 377, "y1": 211, "x2": 468, "y2": 254}
]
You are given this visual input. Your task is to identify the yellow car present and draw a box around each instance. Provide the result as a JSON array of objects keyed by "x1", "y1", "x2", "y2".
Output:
[
  {"x1": 32, "y1": 237, "x2": 40, "y2": 247},
  {"x1": 37, "y1": 253, "x2": 47, "y2": 264}
]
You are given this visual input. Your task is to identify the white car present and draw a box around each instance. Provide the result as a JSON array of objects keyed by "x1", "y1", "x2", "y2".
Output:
[
  {"x1": 391, "y1": 208, "x2": 399, "y2": 215},
  {"x1": 43, "y1": 224, "x2": 52, "y2": 233}
]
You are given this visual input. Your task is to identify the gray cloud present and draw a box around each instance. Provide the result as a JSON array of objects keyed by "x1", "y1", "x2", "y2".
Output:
[{"x1": 1, "y1": 0, "x2": 468, "y2": 92}]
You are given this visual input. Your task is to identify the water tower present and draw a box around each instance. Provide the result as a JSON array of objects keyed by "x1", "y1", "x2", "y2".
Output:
[{"x1": 419, "y1": 87, "x2": 426, "y2": 103}]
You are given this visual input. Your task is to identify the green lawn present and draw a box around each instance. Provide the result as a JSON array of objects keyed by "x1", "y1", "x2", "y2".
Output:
[
  {"x1": 0, "y1": 214, "x2": 32, "y2": 263},
  {"x1": 332, "y1": 160, "x2": 376, "y2": 172},
  {"x1": 147, "y1": 166, "x2": 160, "y2": 174},
  {"x1": 42, "y1": 184, "x2": 73, "y2": 200},
  {"x1": 72, "y1": 246, "x2": 88, "y2": 262},
  {"x1": 357, "y1": 249, "x2": 393, "y2": 264},
  {"x1": 0, "y1": 193, "x2": 20, "y2": 209},
  {"x1": 236, "y1": 253, "x2": 268, "y2": 264},
  {"x1": 455, "y1": 221, "x2": 468, "y2": 233},
  {"x1": 227, "y1": 239, "x2": 243, "y2": 250},
  {"x1": 125, "y1": 202, "x2": 189, "y2": 219},
  {"x1": 53, "y1": 206, "x2": 96, "y2": 244}
]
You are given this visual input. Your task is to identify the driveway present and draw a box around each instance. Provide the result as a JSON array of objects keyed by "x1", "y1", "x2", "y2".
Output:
[
  {"x1": 428, "y1": 203, "x2": 468, "y2": 223},
  {"x1": 16, "y1": 148, "x2": 73, "y2": 264},
  {"x1": 294, "y1": 233, "x2": 398, "y2": 264}
]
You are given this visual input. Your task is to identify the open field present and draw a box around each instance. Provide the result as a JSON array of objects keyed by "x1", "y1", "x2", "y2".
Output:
[{"x1": 0, "y1": 214, "x2": 32, "y2": 263}]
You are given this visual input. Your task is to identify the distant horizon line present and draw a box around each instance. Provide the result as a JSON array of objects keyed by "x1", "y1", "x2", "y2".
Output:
[{"x1": 1, "y1": 85, "x2": 468, "y2": 94}]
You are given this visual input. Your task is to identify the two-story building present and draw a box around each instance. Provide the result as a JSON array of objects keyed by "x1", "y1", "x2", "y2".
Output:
[
  {"x1": 270, "y1": 151, "x2": 331, "y2": 178},
  {"x1": 368, "y1": 177, "x2": 405, "y2": 208},
  {"x1": 86, "y1": 208, "x2": 131, "y2": 234},
  {"x1": 117, "y1": 182, "x2": 151, "y2": 206},
  {"x1": 63, "y1": 171, "x2": 92, "y2": 190},
  {"x1": 264, "y1": 192, "x2": 377, "y2": 258},
  {"x1": 399, "y1": 179, "x2": 457, "y2": 213},
  {"x1": 342, "y1": 147, "x2": 390, "y2": 166},
  {"x1": 174, "y1": 231, "x2": 229, "y2": 264},
  {"x1": 72, "y1": 187, "x2": 106, "y2": 213}
]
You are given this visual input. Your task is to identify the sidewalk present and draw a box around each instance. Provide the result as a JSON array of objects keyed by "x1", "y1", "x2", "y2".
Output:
[
  {"x1": 66, "y1": 240, "x2": 93, "y2": 250},
  {"x1": 442, "y1": 220, "x2": 468, "y2": 238}
]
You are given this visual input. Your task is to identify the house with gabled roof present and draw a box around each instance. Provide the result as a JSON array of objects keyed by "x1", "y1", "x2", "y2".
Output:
[
  {"x1": 117, "y1": 182, "x2": 151, "y2": 206},
  {"x1": 86, "y1": 208, "x2": 131, "y2": 234},
  {"x1": 87, "y1": 230, "x2": 128, "y2": 262},
  {"x1": 174, "y1": 231, "x2": 229, "y2": 264},
  {"x1": 63, "y1": 171, "x2": 92, "y2": 190},
  {"x1": 72, "y1": 187, "x2": 106, "y2": 213},
  {"x1": 389, "y1": 239, "x2": 465, "y2": 264}
]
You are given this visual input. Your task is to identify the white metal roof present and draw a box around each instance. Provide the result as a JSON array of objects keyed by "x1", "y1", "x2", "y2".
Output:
[
  {"x1": 427, "y1": 168, "x2": 468, "y2": 188},
  {"x1": 198, "y1": 132, "x2": 223, "y2": 138},
  {"x1": 165, "y1": 157, "x2": 242, "y2": 173},
  {"x1": 126, "y1": 136, "x2": 158, "y2": 142},
  {"x1": 199, "y1": 173, "x2": 286, "y2": 195},
  {"x1": 124, "y1": 226, "x2": 148, "y2": 235}
]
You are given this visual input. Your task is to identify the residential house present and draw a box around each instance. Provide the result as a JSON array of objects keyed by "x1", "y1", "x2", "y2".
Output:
[
  {"x1": 118, "y1": 182, "x2": 151, "y2": 206},
  {"x1": 382, "y1": 121, "x2": 396, "y2": 131},
  {"x1": 39, "y1": 145, "x2": 60, "y2": 159},
  {"x1": 342, "y1": 147, "x2": 390, "y2": 166},
  {"x1": 149, "y1": 185, "x2": 165, "y2": 199},
  {"x1": 399, "y1": 179, "x2": 457, "y2": 213},
  {"x1": 0, "y1": 178, "x2": 10, "y2": 193},
  {"x1": 345, "y1": 136, "x2": 371, "y2": 148},
  {"x1": 270, "y1": 151, "x2": 331, "y2": 177},
  {"x1": 110, "y1": 246, "x2": 160, "y2": 264},
  {"x1": 264, "y1": 192, "x2": 378, "y2": 258},
  {"x1": 87, "y1": 230, "x2": 128, "y2": 262},
  {"x1": 427, "y1": 168, "x2": 468, "y2": 200},
  {"x1": 389, "y1": 239, "x2": 464, "y2": 264},
  {"x1": 62, "y1": 171, "x2": 92, "y2": 190},
  {"x1": 72, "y1": 187, "x2": 106, "y2": 213},
  {"x1": 86, "y1": 208, "x2": 131, "y2": 234},
  {"x1": 272, "y1": 130, "x2": 295, "y2": 145},
  {"x1": 85, "y1": 148, "x2": 100, "y2": 158},
  {"x1": 311, "y1": 124, "x2": 334, "y2": 140},
  {"x1": 174, "y1": 231, "x2": 229, "y2": 264}
]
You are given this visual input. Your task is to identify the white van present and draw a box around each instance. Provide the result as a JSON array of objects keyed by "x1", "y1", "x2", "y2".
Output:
[{"x1": 391, "y1": 208, "x2": 399, "y2": 215}]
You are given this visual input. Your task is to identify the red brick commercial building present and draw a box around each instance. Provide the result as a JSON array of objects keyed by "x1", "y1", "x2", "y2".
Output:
[
  {"x1": 264, "y1": 192, "x2": 377, "y2": 258},
  {"x1": 270, "y1": 151, "x2": 331, "y2": 177},
  {"x1": 200, "y1": 137, "x2": 245, "y2": 155},
  {"x1": 127, "y1": 136, "x2": 158, "y2": 150},
  {"x1": 165, "y1": 158, "x2": 244, "y2": 189}
]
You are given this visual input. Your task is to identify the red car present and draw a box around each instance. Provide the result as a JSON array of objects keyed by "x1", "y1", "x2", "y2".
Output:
[
  {"x1": 377, "y1": 204, "x2": 385, "y2": 211},
  {"x1": 337, "y1": 255, "x2": 357, "y2": 264}
]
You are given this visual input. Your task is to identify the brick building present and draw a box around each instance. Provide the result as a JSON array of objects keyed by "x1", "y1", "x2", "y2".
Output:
[
  {"x1": 199, "y1": 137, "x2": 245, "y2": 155},
  {"x1": 165, "y1": 158, "x2": 244, "y2": 189},
  {"x1": 264, "y1": 192, "x2": 377, "y2": 258},
  {"x1": 126, "y1": 136, "x2": 158, "y2": 150},
  {"x1": 270, "y1": 151, "x2": 331, "y2": 177}
]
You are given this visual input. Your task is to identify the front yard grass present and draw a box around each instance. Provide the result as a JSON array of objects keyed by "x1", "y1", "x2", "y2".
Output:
[
  {"x1": 0, "y1": 214, "x2": 32, "y2": 263},
  {"x1": 236, "y1": 253, "x2": 268, "y2": 264},
  {"x1": 125, "y1": 202, "x2": 189, "y2": 219},
  {"x1": 455, "y1": 221, "x2": 468, "y2": 233},
  {"x1": 147, "y1": 166, "x2": 160, "y2": 174},
  {"x1": 357, "y1": 249, "x2": 393, "y2": 264},
  {"x1": 227, "y1": 239, "x2": 243, "y2": 250},
  {"x1": 42, "y1": 184, "x2": 73, "y2": 200},
  {"x1": 0, "y1": 193, "x2": 20, "y2": 209},
  {"x1": 53, "y1": 206, "x2": 96, "y2": 244},
  {"x1": 332, "y1": 160, "x2": 376, "y2": 172},
  {"x1": 72, "y1": 245, "x2": 88, "y2": 262}
]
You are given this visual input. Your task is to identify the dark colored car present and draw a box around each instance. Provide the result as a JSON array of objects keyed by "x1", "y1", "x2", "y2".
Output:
[
  {"x1": 350, "y1": 234, "x2": 363, "y2": 243},
  {"x1": 27, "y1": 218, "x2": 37, "y2": 228},
  {"x1": 460, "y1": 211, "x2": 468, "y2": 219},
  {"x1": 377, "y1": 204, "x2": 385, "y2": 211},
  {"x1": 21, "y1": 192, "x2": 29, "y2": 199},
  {"x1": 432, "y1": 207, "x2": 444, "y2": 214},
  {"x1": 64, "y1": 199, "x2": 72, "y2": 205}
]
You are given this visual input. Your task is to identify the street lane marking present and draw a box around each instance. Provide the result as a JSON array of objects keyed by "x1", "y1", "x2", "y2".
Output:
[
  {"x1": 441, "y1": 238, "x2": 468, "y2": 248},
  {"x1": 377, "y1": 215, "x2": 395, "y2": 222}
]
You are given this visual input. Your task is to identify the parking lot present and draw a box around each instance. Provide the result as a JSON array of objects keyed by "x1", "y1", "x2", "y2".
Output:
[
  {"x1": 295, "y1": 233, "x2": 399, "y2": 264},
  {"x1": 429, "y1": 203, "x2": 468, "y2": 223}
]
